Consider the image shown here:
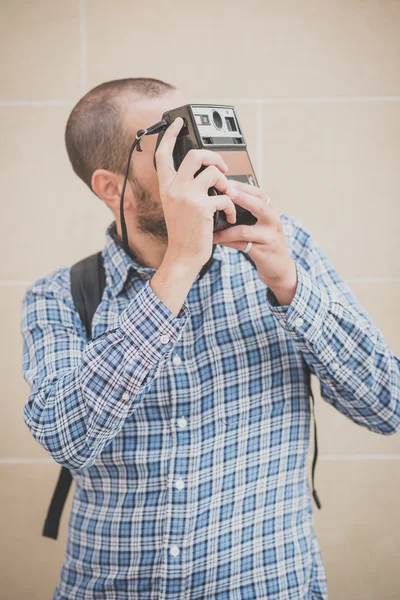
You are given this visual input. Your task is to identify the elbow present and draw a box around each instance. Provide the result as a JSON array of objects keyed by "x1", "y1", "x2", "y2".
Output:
[
  {"x1": 38, "y1": 437, "x2": 99, "y2": 470},
  {"x1": 380, "y1": 363, "x2": 400, "y2": 434},
  {"x1": 377, "y1": 413, "x2": 400, "y2": 436},
  {"x1": 39, "y1": 431, "x2": 100, "y2": 470},
  {"x1": 50, "y1": 450, "x2": 98, "y2": 471},
  {"x1": 364, "y1": 372, "x2": 400, "y2": 435},
  {"x1": 371, "y1": 394, "x2": 400, "y2": 436},
  {"x1": 375, "y1": 421, "x2": 400, "y2": 436},
  {"x1": 24, "y1": 406, "x2": 98, "y2": 470}
]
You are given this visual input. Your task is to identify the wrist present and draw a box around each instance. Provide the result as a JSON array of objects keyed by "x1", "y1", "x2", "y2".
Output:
[
  {"x1": 150, "y1": 252, "x2": 198, "y2": 318},
  {"x1": 162, "y1": 250, "x2": 200, "y2": 281},
  {"x1": 268, "y1": 261, "x2": 298, "y2": 306}
]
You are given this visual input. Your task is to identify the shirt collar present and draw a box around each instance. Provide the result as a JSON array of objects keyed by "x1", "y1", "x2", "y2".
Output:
[{"x1": 102, "y1": 220, "x2": 224, "y2": 297}]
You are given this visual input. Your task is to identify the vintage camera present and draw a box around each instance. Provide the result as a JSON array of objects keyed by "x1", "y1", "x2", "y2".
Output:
[{"x1": 154, "y1": 104, "x2": 259, "y2": 232}]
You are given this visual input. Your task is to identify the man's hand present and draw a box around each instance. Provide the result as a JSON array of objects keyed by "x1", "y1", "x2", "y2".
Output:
[
  {"x1": 212, "y1": 180, "x2": 298, "y2": 306},
  {"x1": 155, "y1": 117, "x2": 237, "y2": 272}
]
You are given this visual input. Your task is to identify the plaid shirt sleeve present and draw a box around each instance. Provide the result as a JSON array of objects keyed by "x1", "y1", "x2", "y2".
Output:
[
  {"x1": 265, "y1": 214, "x2": 400, "y2": 435},
  {"x1": 21, "y1": 274, "x2": 190, "y2": 469}
]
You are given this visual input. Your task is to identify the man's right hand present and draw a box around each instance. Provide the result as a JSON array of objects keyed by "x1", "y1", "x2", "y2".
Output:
[{"x1": 155, "y1": 117, "x2": 237, "y2": 271}]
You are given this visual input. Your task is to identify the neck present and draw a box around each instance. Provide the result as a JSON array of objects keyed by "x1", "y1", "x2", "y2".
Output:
[{"x1": 115, "y1": 221, "x2": 167, "y2": 270}]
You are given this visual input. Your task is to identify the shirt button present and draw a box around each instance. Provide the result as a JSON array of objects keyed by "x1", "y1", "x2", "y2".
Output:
[
  {"x1": 170, "y1": 545, "x2": 180, "y2": 557},
  {"x1": 175, "y1": 479, "x2": 185, "y2": 491},
  {"x1": 332, "y1": 362, "x2": 340, "y2": 371},
  {"x1": 177, "y1": 416, "x2": 187, "y2": 429},
  {"x1": 160, "y1": 334, "x2": 170, "y2": 344},
  {"x1": 172, "y1": 354, "x2": 182, "y2": 366},
  {"x1": 122, "y1": 392, "x2": 129, "y2": 401},
  {"x1": 295, "y1": 317, "x2": 304, "y2": 328}
]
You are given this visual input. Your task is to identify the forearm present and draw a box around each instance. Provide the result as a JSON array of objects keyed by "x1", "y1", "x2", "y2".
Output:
[
  {"x1": 150, "y1": 251, "x2": 199, "y2": 317},
  {"x1": 267, "y1": 261, "x2": 400, "y2": 434}
]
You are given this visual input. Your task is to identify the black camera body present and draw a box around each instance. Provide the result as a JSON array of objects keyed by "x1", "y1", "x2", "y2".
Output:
[{"x1": 154, "y1": 104, "x2": 259, "y2": 231}]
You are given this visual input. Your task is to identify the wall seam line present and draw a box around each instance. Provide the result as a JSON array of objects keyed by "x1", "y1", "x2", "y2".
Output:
[
  {"x1": 80, "y1": 0, "x2": 88, "y2": 94},
  {"x1": 256, "y1": 101, "x2": 263, "y2": 186},
  {"x1": 2, "y1": 97, "x2": 400, "y2": 107}
]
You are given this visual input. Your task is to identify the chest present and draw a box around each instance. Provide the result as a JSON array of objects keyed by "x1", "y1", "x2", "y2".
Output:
[{"x1": 91, "y1": 259, "x2": 310, "y2": 428}]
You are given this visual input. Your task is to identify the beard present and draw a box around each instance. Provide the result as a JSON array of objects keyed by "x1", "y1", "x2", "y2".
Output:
[{"x1": 130, "y1": 177, "x2": 169, "y2": 244}]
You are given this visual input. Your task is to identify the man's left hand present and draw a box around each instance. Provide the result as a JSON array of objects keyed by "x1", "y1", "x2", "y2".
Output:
[{"x1": 212, "y1": 180, "x2": 298, "y2": 306}]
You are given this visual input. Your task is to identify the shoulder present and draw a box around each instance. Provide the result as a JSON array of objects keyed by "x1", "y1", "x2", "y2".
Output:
[
  {"x1": 21, "y1": 266, "x2": 77, "y2": 328},
  {"x1": 24, "y1": 266, "x2": 72, "y2": 301}
]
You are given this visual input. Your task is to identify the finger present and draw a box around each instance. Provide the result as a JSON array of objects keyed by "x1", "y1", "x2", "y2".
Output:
[
  {"x1": 195, "y1": 164, "x2": 231, "y2": 195},
  {"x1": 227, "y1": 186, "x2": 277, "y2": 223},
  {"x1": 213, "y1": 223, "x2": 264, "y2": 244},
  {"x1": 177, "y1": 149, "x2": 228, "y2": 181},
  {"x1": 213, "y1": 240, "x2": 245, "y2": 251},
  {"x1": 154, "y1": 117, "x2": 184, "y2": 185},
  {"x1": 229, "y1": 179, "x2": 265, "y2": 199},
  {"x1": 212, "y1": 194, "x2": 237, "y2": 224}
]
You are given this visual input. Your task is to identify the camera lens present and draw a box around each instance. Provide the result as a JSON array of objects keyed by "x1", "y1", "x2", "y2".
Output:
[{"x1": 212, "y1": 111, "x2": 223, "y2": 130}]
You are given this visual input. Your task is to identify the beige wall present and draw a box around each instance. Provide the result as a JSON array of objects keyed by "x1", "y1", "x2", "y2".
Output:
[{"x1": 1, "y1": 1, "x2": 399, "y2": 598}]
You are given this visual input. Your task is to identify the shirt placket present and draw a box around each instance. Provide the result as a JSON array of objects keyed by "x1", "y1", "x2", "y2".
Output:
[{"x1": 160, "y1": 348, "x2": 192, "y2": 599}]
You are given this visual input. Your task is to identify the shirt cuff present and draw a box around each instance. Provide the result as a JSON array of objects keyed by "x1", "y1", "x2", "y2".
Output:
[
  {"x1": 266, "y1": 261, "x2": 331, "y2": 346},
  {"x1": 119, "y1": 279, "x2": 190, "y2": 367}
]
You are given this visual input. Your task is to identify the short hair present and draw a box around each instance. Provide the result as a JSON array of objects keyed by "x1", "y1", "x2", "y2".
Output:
[{"x1": 65, "y1": 77, "x2": 176, "y2": 191}]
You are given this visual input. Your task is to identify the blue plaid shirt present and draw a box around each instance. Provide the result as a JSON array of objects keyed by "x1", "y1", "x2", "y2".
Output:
[{"x1": 21, "y1": 216, "x2": 400, "y2": 600}]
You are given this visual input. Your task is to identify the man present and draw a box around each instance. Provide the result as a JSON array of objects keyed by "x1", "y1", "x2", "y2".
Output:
[{"x1": 21, "y1": 77, "x2": 400, "y2": 600}]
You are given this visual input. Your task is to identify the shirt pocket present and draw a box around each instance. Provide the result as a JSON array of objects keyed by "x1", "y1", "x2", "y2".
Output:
[{"x1": 216, "y1": 390, "x2": 290, "y2": 431}]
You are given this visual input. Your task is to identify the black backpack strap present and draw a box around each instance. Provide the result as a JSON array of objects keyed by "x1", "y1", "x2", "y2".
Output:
[
  {"x1": 241, "y1": 251, "x2": 322, "y2": 511},
  {"x1": 69, "y1": 250, "x2": 106, "y2": 339},
  {"x1": 310, "y1": 383, "x2": 322, "y2": 509},
  {"x1": 42, "y1": 466, "x2": 73, "y2": 539},
  {"x1": 42, "y1": 251, "x2": 106, "y2": 540}
]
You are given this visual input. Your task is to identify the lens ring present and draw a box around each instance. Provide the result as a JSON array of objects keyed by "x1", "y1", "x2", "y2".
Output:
[{"x1": 212, "y1": 111, "x2": 223, "y2": 130}]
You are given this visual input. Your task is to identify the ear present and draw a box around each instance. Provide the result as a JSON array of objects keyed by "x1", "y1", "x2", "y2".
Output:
[{"x1": 91, "y1": 169, "x2": 132, "y2": 211}]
